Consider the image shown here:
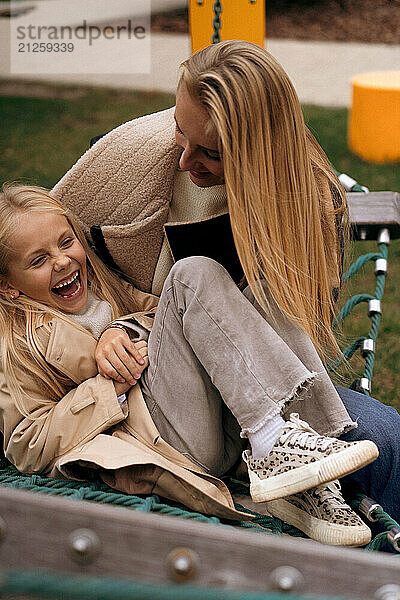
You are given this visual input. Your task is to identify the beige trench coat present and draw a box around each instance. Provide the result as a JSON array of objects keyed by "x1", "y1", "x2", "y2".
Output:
[{"x1": 0, "y1": 286, "x2": 249, "y2": 521}]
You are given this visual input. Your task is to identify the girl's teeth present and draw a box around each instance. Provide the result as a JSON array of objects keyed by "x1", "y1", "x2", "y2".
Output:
[
  {"x1": 55, "y1": 278, "x2": 81, "y2": 299},
  {"x1": 54, "y1": 272, "x2": 78, "y2": 289},
  {"x1": 52, "y1": 271, "x2": 82, "y2": 299}
]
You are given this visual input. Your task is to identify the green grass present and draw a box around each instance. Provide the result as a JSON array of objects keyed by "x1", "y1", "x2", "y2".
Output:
[
  {"x1": 0, "y1": 87, "x2": 175, "y2": 188},
  {"x1": 303, "y1": 105, "x2": 400, "y2": 192},
  {"x1": 1, "y1": 88, "x2": 399, "y2": 408}
]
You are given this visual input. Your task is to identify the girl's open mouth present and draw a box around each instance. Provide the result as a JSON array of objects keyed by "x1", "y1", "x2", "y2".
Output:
[{"x1": 51, "y1": 270, "x2": 83, "y2": 301}]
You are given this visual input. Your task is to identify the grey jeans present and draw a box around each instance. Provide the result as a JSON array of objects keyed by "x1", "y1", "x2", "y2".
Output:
[{"x1": 140, "y1": 256, "x2": 355, "y2": 477}]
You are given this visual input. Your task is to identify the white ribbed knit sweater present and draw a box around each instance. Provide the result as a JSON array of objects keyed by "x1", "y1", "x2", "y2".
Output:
[{"x1": 151, "y1": 171, "x2": 228, "y2": 295}]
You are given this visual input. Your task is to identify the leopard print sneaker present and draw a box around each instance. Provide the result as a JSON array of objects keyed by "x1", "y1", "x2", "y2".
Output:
[
  {"x1": 265, "y1": 480, "x2": 371, "y2": 546},
  {"x1": 243, "y1": 413, "x2": 378, "y2": 503}
]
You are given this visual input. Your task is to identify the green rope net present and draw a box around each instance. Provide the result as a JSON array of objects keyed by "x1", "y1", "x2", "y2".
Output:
[
  {"x1": 328, "y1": 236, "x2": 389, "y2": 394},
  {"x1": 0, "y1": 568, "x2": 353, "y2": 600},
  {"x1": 328, "y1": 174, "x2": 390, "y2": 396},
  {"x1": 0, "y1": 460, "x2": 299, "y2": 537},
  {"x1": 0, "y1": 460, "x2": 398, "y2": 553}
]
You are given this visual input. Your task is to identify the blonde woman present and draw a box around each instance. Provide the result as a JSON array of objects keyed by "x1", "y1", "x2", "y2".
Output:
[{"x1": 53, "y1": 41, "x2": 399, "y2": 545}]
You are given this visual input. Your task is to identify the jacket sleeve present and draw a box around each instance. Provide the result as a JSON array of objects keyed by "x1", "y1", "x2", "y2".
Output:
[
  {"x1": 0, "y1": 369, "x2": 127, "y2": 475},
  {"x1": 131, "y1": 284, "x2": 159, "y2": 311},
  {"x1": 107, "y1": 281, "x2": 158, "y2": 336}
]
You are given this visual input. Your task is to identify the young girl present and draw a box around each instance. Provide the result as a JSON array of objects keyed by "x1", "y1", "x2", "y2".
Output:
[{"x1": 0, "y1": 183, "x2": 378, "y2": 546}]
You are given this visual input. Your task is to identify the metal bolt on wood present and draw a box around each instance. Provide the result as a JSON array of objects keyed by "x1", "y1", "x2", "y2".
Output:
[
  {"x1": 375, "y1": 584, "x2": 400, "y2": 600},
  {"x1": 168, "y1": 547, "x2": 199, "y2": 583},
  {"x1": 68, "y1": 529, "x2": 100, "y2": 564},
  {"x1": 269, "y1": 566, "x2": 304, "y2": 592}
]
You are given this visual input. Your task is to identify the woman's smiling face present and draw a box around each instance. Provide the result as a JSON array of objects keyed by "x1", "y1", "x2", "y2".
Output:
[
  {"x1": 4, "y1": 211, "x2": 88, "y2": 314},
  {"x1": 174, "y1": 83, "x2": 225, "y2": 188}
]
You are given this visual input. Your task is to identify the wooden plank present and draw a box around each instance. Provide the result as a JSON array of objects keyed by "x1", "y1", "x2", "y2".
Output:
[
  {"x1": 347, "y1": 191, "x2": 400, "y2": 240},
  {"x1": 0, "y1": 487, "x2": 398, "y2": 599}
]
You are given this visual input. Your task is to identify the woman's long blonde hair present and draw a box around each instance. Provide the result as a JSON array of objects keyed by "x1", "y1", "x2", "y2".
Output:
[
  {"x1": 0, "y1": 183, "x2": 140, "y2": 414},
  {"x1": 180, "y1": 41, "x2": 348, "y2": 360}
]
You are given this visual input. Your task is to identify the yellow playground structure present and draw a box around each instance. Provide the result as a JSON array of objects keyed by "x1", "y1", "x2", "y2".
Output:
[{"x1": 189, "y1": 0, "x2": 265, "y2": 53}]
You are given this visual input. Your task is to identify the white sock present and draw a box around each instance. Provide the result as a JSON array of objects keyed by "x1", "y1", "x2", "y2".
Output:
[{"x1": 248, "y1": 415, "x2": 285, "y2": 459}]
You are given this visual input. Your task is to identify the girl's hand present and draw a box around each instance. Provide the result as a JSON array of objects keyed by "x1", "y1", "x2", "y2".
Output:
[{"x1": 95, "y1": 328, "x2": 149, "y2": 386}]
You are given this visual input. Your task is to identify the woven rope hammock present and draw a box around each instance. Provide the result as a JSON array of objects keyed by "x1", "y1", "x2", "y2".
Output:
[
  {"x1": 0, "y1": 458, "x2": 398, "y2": 553},
  {"x1": 0, "y1": 567, "x2": 355, "y2": 600}
]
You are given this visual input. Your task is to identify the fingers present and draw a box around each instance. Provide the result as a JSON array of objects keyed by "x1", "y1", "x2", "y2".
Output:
[
  {"x1": 96, "y1": 330, "x2": 135, "y2": 383},
  {"x1": 96, "y1": 329, "x2": 149, "y2": 384},
  {"x1": 126, "y1": 345, "x2": 145, "y2": 366},
  {"x1": 135, "y1": 340, "x2": 148, "y2": 353},
  {"x1": 129, "y1": 340, "x2": 149, "y2": 362},
  {"x1": 102, "y1": 349, "x2": 141, "y2": 384}
]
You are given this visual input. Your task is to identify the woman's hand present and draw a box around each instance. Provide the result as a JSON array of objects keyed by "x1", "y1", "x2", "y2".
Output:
[{"x1": 96, "y1": 328, "x2": 149, "y2": 387}]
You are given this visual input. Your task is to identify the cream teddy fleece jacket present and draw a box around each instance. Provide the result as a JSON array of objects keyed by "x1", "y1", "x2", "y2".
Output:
[
  {"x1": 53, "y1": 107, "x2": 228, "y2": 294},
  {"x1": 53, "y1": 107, "x2": 181, "y2": 292}
]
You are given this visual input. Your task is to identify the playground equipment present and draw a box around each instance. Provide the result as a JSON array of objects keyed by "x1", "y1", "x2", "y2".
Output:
[
  {"x1": 0, "y1": 466, "x2": 400, "y2": 600},
  {"x1": 189, "y1": 0, "x2": 265, "y2": 53},
  {"x1": 329, "y1": 183, "x2": 397, "y2": 396},
  {"x1": 349, "y1": 71, "x2": 400, "y2": 163}
]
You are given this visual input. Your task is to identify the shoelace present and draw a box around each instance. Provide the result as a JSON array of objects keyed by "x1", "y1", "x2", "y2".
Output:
[
  {"x1": 312, "y1": 481, "x2": 347, "y2": 508},
  {"x1": 286, "y1": 413, "x2": 319, "y2": 434},
  {"x1": 280, "y1": 413, "x2": 336, "y2": 452}
]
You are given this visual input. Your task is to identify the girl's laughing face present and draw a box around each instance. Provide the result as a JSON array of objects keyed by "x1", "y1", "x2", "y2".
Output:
[{"x1": 4, "y1": 211, "x2": 88, "y2": 314}]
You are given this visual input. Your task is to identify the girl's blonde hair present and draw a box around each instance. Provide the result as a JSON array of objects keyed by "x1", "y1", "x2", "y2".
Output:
[
  {"x1": 180, "y1": 40, "x2": 348, "y2": 360},
  {"x1": 0, "y1": 183, "x2": 140, "y2": 414}
]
